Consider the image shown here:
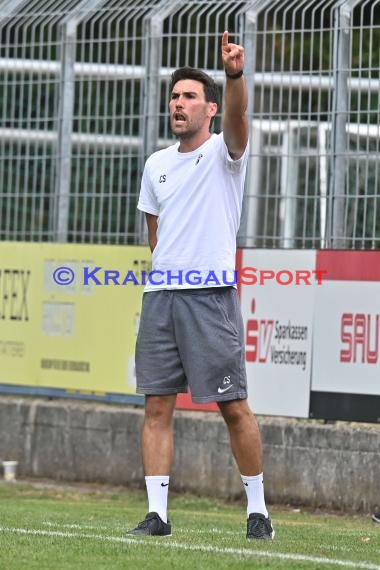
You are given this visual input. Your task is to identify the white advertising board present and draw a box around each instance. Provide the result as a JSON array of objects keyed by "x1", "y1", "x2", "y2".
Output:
[{"x1": 239, "y1": 250, "x2": 317, "y2": 417}]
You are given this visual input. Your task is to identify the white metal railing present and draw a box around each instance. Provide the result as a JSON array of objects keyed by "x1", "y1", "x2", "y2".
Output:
[{"x1": 1, "y1": 0, "x2": 379, "y2": 248}]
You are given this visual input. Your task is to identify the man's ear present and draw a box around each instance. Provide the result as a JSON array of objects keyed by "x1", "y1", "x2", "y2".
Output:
[{"x1": 208, "y1": 102, "x2": 218, "y2": 118}]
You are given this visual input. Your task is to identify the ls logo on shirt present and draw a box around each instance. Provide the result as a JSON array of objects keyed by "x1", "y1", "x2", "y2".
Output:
[{"x1": 159, "y1": 174, "x2": 167, "y2": 183}]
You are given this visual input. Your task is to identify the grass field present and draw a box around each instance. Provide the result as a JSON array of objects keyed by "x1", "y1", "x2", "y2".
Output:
[{"x1": 0, "y1": 480, "x2": 379, "y2": 570}]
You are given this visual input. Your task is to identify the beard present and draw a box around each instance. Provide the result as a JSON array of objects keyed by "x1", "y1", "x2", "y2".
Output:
[{"x1": 170, "y1": 118, "x2": 204, "y2": 140}]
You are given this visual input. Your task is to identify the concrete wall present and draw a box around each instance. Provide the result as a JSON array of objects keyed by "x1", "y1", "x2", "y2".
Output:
[{"x1": 0, "y1": 396, "x2": 379, "y2": 513}]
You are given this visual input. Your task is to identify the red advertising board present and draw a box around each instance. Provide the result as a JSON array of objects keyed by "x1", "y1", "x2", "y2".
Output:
[{"x1": 310, "y1": 251, "x2": 380, "y2": 422}]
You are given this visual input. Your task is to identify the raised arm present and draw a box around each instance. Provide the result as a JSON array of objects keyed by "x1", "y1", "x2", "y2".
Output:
[{"x1": 221, "y1": 31, "x2": 249, "y2": 160}]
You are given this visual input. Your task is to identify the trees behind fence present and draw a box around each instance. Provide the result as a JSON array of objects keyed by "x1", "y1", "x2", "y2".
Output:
[{"x1": 0, "y1": 0, "x2": 379, "y2": 248}]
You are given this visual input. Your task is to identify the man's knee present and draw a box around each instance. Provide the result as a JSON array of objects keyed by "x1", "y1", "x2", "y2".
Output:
[
  {"x1": 218, "y1": 398, "x2": 252, "y2": 426},
  {"x1": 144, "y1": 395, "x2": 176, "y2": 428}
]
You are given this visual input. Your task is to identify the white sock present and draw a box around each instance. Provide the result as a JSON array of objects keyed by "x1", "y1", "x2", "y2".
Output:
[
  {"x1": 241, "y1": 473, "x2": 268, "y2": 518},
  {"x1": 145, "y1": 475, "x2": 170, "y2": 523}
]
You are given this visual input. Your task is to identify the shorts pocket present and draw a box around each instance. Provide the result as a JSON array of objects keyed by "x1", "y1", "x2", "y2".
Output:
[{"x1": 214, "y1": 291, "x2": 238, "y2": 336}]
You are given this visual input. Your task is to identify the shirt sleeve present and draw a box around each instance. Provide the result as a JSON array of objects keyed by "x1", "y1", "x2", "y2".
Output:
[
  {"x1": 137, "y1": 162, "x2": 160, "y2": 215},
  {"x1": 219, "y1": 132, "x2": 249, "y2": 174}
]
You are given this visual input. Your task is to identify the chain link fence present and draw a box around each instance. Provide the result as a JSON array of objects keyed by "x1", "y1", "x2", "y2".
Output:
[{"x1": 0, "y1": 0, "x2": 379, "y2": 247}]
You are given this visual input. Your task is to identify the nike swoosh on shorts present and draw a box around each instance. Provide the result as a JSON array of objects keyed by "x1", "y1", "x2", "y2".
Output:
[{"x1": 217, "y1": 384, "x2": 234, "y2": 394}]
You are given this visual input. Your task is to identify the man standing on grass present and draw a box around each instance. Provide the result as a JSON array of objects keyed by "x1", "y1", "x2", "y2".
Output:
[{"x1": 127, "y1": 31, "x2": 274, "y2": 540}]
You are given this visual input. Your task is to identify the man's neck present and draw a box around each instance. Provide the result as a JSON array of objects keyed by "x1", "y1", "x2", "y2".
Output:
[{"x1": 178, "y1": 132, "x2": 212, "y2": 153}]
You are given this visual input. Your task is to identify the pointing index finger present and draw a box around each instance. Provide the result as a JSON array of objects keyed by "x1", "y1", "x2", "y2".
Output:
[{"x1": 222, "y1": 30, "x2": 228, "y2": 46}]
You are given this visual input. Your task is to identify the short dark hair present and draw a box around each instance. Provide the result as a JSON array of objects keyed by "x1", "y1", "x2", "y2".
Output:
[{"x1": 169, "y1": 67, "x2": 220, "y2": 129}]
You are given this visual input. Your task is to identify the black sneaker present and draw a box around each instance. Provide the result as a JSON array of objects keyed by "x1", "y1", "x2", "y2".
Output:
[
  {"x1": 372, "y1": 512, "x2": 380, "y2": 523},
  {"x1": 126, "y1": 512, "x2": 172, "y2": 536},
  {"x1": 246, "y1": 512, "x2": 274, "y2": 539}
]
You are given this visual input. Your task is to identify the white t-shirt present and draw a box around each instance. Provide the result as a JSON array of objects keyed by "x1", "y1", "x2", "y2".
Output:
[{"x1": 137, "y1": 132, "x2": 248, "y2": 291}]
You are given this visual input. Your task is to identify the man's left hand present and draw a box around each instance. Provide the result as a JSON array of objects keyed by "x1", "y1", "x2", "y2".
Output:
[{"x1": 221, "y1": 31, "x2": 244, "y2": 76}]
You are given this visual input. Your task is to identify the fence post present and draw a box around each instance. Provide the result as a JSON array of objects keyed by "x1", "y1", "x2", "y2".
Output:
[
  {"x1": 328, "y1": 1, "x2": 353, "y2": 248},
  {"x1": 142, "y1": 16, "x2": 162, "y2": 163},
  {"x1": 280, "y1": 127, "x2": 298, "y2": 247},
  {"x1": 55, "y1": 0, "x2": 107, "y2": 243},
  {"x1": 137, "y1": 0, "x2": 181, "y2": 244},
  {"x1": 237, "y1": 7, "x2": 257, "y2": 248},
  {"x1": 55, "y1": 20, "x2": 76, "y2": 243},
  {"x1": 239, "y1": 0, "x2": 273, "y2": 248}
]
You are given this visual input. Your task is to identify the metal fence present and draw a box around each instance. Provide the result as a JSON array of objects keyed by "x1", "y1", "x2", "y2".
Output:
[{"x1": 0, "y1": 0, "x2": 379, "y2": 248}]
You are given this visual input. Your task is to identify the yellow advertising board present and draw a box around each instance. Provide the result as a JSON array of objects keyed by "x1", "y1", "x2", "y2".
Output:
[{"x1": 0, "y1": 242, "x2": 151, "y2": 396}]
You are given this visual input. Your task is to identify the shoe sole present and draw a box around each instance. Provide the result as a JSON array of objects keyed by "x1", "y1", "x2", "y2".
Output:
[
  {"x1": 371, "y1": 516, "x2": 380, "y2": 524},
  {"x1": 126, "y1": 532, "x2": 172, "y2": 537}
]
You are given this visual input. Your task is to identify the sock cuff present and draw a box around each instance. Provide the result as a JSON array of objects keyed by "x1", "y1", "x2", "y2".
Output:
[
  {"x1": 145, "y1": 475, "x2": 170, "y2": 483},
  {"x1": 241, "y1": 473, "x2": 263, "y2": 483}
]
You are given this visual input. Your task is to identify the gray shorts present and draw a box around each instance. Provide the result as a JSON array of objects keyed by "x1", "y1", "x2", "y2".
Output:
[{"x1": 135, "y1": 287, "x2": 248, "y2": 403}]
